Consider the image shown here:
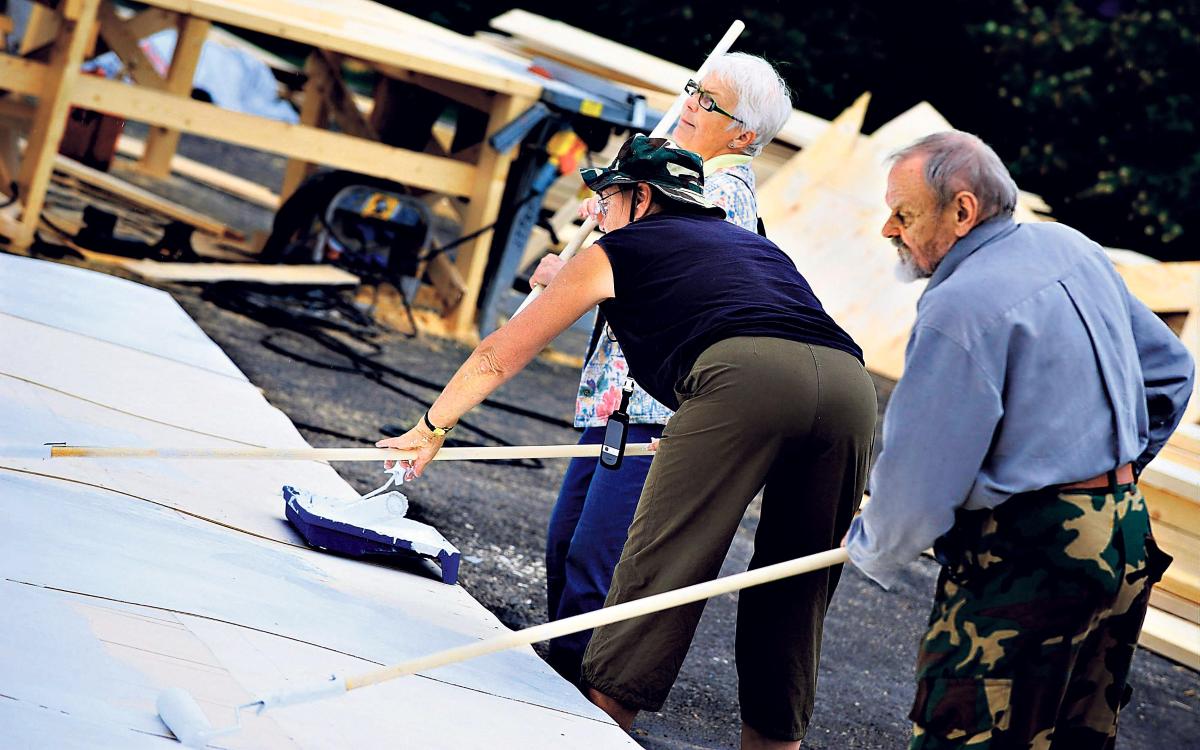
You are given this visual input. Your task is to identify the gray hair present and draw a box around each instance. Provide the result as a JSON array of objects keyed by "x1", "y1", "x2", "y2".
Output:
[
  {"x1": 888, "y1": 131, "x2": 1019, "y2": 220},
  {"x1": 707, "y1": 53, "x2": 792, "y2": 156}
]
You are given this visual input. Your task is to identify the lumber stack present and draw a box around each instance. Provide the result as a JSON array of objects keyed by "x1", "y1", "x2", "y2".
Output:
[{"x1": 1140, "y1": 425, "x2": 1200, "y2": 668}]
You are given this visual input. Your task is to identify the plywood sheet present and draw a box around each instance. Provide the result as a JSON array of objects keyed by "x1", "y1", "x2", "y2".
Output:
[
  {"x1": 0, "y1": 256, "x2": 634, "y2": 747},
  {"x1": 758, "y1": 102, "x2": 1050, "y2": 381},
  {"x1": 0, "y1": 252, "x2": 243, "y2": 378},
  {"x1": 140, "y1": 0, "x2": 541, "y2": 98},
  {"x1": 118, "y1": 259, "x2": 360, "y2": 285},
  {"x1": 0, "y1": 315, "x2": 305, "y2": 447}
]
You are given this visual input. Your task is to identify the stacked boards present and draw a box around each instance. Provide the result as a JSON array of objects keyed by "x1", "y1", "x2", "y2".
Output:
[
  {"x1": 1140, "y1": 426, "x2": 1200, "y2": 668},
  {"x1": 0, "y1": 253, "x2": 637, "y2": 747}
]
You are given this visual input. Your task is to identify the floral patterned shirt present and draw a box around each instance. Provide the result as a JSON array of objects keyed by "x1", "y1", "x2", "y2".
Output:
[{"x1": 573, "y1": 157, "x2": 759, "y2": 427}]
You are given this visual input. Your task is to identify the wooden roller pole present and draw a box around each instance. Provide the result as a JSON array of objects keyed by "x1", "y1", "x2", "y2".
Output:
[
  {"x1": 45, "y1": 443, "x2": 655, "y2": 462},
  {"x1": 511, "y1": 19, "x2": 745, "y2": 317},
  {"x1": 347, "y1": 547, "x2": 848, "y2": 689}
]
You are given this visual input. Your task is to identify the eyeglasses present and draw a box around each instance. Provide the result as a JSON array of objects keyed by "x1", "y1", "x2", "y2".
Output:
[
  {"x1": 684, "y1": 79, "x2": 744, "y2": 124},
  {"x1": 596, "y1": 188, "x2": 624, "y2": 217}
]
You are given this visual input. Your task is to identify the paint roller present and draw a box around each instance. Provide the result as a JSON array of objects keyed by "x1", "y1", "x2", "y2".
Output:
[
  {"x1": 45, "y1": 441, "x2": 659, "y2": 583},
  {"x1": 511, "y1": 19, "x2": 746, "y2": 317},
  {"x1": 155, "y1": 546, "x2": 850, "y2": 746}
]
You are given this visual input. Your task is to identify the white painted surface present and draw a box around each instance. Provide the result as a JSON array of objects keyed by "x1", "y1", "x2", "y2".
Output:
[
  {"x1": 0, "y1": 256, "x2": 636, "y2": 748},
  {"x1": 0, "y1": 253, "x2": 243, "y2": 379}
]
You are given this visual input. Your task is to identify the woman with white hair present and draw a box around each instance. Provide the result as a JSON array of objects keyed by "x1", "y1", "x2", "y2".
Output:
[{"x1": 531, "y1": 54, "x2": 794, "y2": 688}]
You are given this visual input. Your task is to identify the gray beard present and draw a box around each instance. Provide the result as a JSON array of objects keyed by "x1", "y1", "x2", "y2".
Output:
[{"x1": 893, "y1": 243, "x2": 930, "y2": 283}]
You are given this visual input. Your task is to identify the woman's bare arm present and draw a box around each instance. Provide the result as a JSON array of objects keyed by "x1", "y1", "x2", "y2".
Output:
[{"x1": 377, "y1": 243, "x2": 615, "y2": 475}]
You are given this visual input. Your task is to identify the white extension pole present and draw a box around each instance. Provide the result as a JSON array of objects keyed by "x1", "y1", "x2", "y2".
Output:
[
  {"x1": 45, "y1": 443, "x2": 655, "y2": 462},
  {"x1": 348, "y1": 547, "x2": 848, "y2": 690},
  {"x1": 157, "y1": 545, "x2": 848, "y2": 744},
  {"x1": 511, "y1": 20, "x2": 745, "y2": 317}
]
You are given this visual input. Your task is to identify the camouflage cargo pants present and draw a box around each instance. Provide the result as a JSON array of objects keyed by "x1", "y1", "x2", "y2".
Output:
[{"x1": 909, "y1": 481, "x2": 1172, "y2": 749}]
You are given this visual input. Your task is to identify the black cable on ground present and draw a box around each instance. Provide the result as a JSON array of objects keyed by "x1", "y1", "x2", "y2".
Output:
[
  {"x1": 203, "y1": 283, "x2": 575, "y2": 431},
  {"x1": 202, "y1": 284, "x2": 573, "y2": 469}
]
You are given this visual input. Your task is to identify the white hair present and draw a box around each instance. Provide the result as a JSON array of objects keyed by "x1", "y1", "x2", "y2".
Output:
[
  {"x1": 707, "y1": 53, "x2": 792, "y2": 156},
  {"x1": 889, "y1": 131, "x2": 1019, "y2": 221}
]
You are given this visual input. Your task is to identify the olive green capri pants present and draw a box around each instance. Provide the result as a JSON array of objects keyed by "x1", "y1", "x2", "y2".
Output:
[{"x1": 581, "y1": 336, "x2": 877, "y2": 741}]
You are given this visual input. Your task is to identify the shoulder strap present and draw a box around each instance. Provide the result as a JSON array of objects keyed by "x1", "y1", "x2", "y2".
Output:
[{"x1": 724, "y1": 170, "x2": 767, "y2": 238}]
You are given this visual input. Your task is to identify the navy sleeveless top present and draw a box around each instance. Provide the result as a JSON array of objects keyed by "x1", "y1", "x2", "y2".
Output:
[{"x1": 596, "y1": 213, "x2": 863, "y2": 409}]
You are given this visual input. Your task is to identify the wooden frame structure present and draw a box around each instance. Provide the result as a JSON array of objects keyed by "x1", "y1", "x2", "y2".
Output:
[{"x1": 0, "y1": 0, "x2": 543, "y2": 338}]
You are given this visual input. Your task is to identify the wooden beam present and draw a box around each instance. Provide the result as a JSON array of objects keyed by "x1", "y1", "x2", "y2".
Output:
[
  {"x1": 138, "y1": 14, "x2": 211, "y2": 177},
  {"x1": 425, "y1": 252, "x2": 467, "y2": 313},
  {"x1": 17, "y1": 4, "x2": 61, "y2": 55},
  {"x1": 117, "y1": 259, "x2": 359, "y2": 285},
  {"x1": 279, "y1": 53, "x2": 330, "y2": 202},
  {"x1": 115, "y1": 134, "x2": 281, "y2": 209},
  {"x1": 1139, "y1": 606, "x2": 1200, "y2": 669},
  {"x1": 121, "y1": 7, "x2": 179, "y2": 41},
  {"x1": 1114, "y1": 261, "x2": 1200, "y2": 313},
  {"x1": 61, "y1": 0, "x2": 90, "y2": 22},
  {"x1": 0, "y1": 51, "x2": 50, "y2": 95},
  {"x1": 10, "y1": 0, "x2": 101, "y2": 251},
  {"x1": 70, "y1": 74, "x2": 478, "y2": 197},
  {"x1": 1151, "y1": 588, "x2": 1200, "y2": 625},
  {"x1": 2, "y1": 52, "x2": 478, "y2": 200},
  {"x1": 313, "y1": 50, "x2": 377, "y2": 140},
  {"x1": 54, "y1": 152, "x2": 237, "y2": 237},
  {"x1": 96, "y1": 0, "x2": 167, "y2": 89},
  {"x1": 373, "y1": 63, "x2": 495, "y2": 114},
  {"x1": 138, "y1": 0, "x2": 541, "y2": 99},
  {"x1": 447, "y1": 93, "x2": 531, "y2": 335}
]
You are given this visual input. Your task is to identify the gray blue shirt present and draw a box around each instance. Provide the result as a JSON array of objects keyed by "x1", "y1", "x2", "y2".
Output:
[{"x1": 846, "y1": 217, "x2": 1195, "y2": 589}]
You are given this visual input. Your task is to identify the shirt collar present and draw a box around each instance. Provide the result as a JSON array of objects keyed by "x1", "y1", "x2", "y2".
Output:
[
  {"x1": 924, "y1": 216, "x2": 1019, "y2": 292},
  {"x1": 703, "y1": 154, "x2": 753, "y2": 176}
]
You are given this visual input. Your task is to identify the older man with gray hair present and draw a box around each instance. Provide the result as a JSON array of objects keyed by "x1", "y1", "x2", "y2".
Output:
[{"x1": 844, "y1": 130, "x2": 1193, "y2": 748}]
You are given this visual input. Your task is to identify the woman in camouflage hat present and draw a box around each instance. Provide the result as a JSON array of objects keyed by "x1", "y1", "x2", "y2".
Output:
[
  {"x1": 534, "y1": 53, "x2": 793, "y2": 691},
  {"x1": 379, "y1": 135, "x2": 875, "y2": 749}
]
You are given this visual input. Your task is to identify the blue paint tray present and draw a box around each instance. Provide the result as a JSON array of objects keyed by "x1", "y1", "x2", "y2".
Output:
[{"x1": 284, "y1": 484, "x2": 461, "y2": 585}]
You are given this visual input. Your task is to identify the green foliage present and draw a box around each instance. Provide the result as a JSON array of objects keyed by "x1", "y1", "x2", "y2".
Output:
[{"x1": 965, "y1": 1, "x2": 1199, "y2": 256}]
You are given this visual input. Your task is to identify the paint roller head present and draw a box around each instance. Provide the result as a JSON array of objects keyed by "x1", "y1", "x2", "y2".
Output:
[{"x1": 157, "y1": 687, "x2": 228, "y2": 747}]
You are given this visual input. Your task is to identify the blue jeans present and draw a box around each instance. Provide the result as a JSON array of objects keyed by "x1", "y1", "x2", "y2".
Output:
[{"x1": 545, "y1": 423, "x2": 664, "y2": 684}]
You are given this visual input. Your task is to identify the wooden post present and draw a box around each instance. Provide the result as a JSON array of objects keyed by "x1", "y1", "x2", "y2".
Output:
[
  {"x1": 446, "y1": 93, "x2": 531, "y2": 337},
  {"x1": 17, "y1": 3, "x2": 61, "y2": 55},
  {"x1": 312, "y1": 51, "x2": 376, "y2": 140},
  {"x1": 10, "y1": 0, "x2": 101, "y2": 252},
  {"x1": 138, "y1": 13, "x2": 210, "y2": 177},
  {"x1": 279, "y1": 52, "x2": 330, "y2": 202}
]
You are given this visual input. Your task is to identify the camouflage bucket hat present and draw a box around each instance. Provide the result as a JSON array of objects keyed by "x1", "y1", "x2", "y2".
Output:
[{"x1": 580, "y1": 135, "x2": 726, "y2": 218}]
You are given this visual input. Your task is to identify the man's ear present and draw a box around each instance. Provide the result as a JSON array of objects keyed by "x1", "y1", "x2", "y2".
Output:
[{"x1": 953, "y1": 191, "x2": 981, "y2": 237}]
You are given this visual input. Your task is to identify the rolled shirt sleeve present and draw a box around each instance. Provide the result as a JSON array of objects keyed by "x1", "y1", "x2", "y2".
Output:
[
  {"x1": 1129, "y1": 292, "x2": 1196, "y2": 474},
  {"x1": 846, "y1": 325, "x2": 1003, "y2": 589}
]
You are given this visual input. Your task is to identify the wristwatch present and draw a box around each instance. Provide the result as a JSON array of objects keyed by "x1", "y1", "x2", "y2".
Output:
[{"x1": 423, "y1": 411, "x2": 455, "y2": 437}]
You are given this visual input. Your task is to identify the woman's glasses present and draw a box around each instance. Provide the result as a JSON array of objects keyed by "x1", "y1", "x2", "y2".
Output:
[{"x1": 684, "y1": 80, "x2": 744, "y2": 124}]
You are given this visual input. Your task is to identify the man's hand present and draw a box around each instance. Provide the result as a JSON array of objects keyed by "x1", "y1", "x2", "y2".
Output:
[
  {"x1": 376, "y1": 424, "x2": 445, "y2": 480},
  {"x1": 530, "y1": 254, "x2": 566, "y2": 288}
]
